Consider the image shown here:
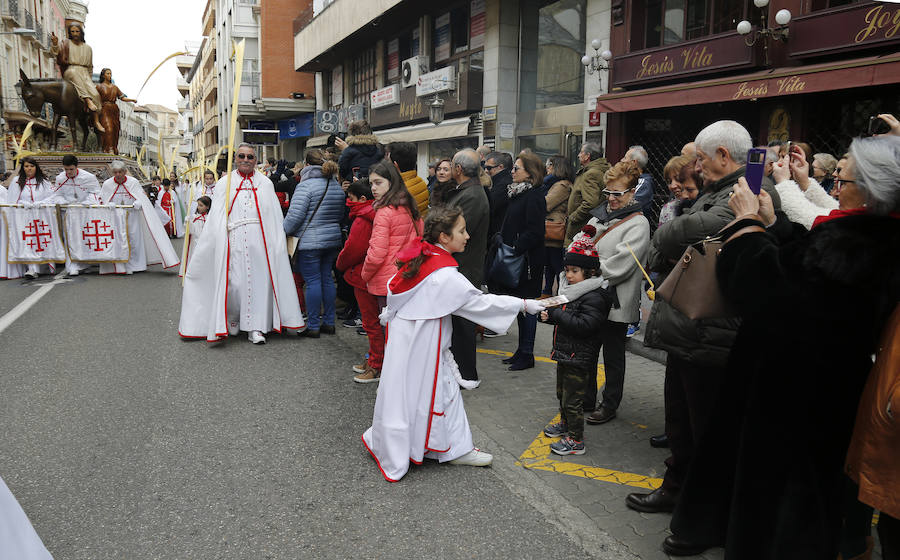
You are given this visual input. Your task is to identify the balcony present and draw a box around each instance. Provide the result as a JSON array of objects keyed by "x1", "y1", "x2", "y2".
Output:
[
  {"x1": 0, "y1": 0, "x2": 22, "y2": 24},
  {"x1": 177, "y1": 76, "x2": 190, "y2": 93},
  {"x1": 204, "y1": 112, "x2": 219, "y2": 130}
]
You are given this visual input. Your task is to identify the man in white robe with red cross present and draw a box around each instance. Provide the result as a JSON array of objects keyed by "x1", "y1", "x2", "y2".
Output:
[
  {"x1": 47, "y1": 154, "x2": 101, "y2": 276},
  {"x1": 178, "y1": 144, "x2": 304, "y2": 344},
  {"x1": 98, "y1": 160, "x2": 179, "y2": 275}
]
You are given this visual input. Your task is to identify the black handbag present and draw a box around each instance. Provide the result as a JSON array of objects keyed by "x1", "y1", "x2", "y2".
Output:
[{"x1": 488, "y1": 235, "x2": 526, "y2": 288}]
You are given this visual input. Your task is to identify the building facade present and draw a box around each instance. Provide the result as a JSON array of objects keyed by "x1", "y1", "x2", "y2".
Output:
[
  {"x1": 176, "y1": 41, "x2": 201, "y2": 162},
  {"x1": 592, "y1": 0, "x2": 900, "y2": 215},
  {"x1": 213, "y1": 0, "x2": 315, "y2": 165},
  {"x1": 293, "y1": 0, "x2": 612, "y2": 175}
]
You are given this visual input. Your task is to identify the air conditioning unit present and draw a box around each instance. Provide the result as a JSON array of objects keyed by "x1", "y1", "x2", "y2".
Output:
[{"x1": 401, "y1": 55, "x2": 429, "y2": 88}]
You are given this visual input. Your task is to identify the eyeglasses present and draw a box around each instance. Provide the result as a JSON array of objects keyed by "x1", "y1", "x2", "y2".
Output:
[
  {"x1": 484, "y1": 164, "x2": 499, "y2": 171},
  {"x1": 236, "y1": 153, "x2": 256, "y2": 160},
  {"x1": 512, "y1": 165, "x2": 521, "y2": 172},
  {"x1": 834, "y1": 178, "x2": 856, "y2": 189},
  {"x1": 602, "y1": 187, "x2": 634, "y2": 197}
]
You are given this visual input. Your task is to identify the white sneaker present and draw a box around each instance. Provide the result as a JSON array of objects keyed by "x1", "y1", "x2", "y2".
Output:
[
  {"x1": 248, "y1": 330, "x2": 266, "y2": 344},
  {"x1": 449, "y1": 448, "x2": 493, "y2": 467},
  {"x1": 24, "y1": 271, "x2": 37, "y2": 279}
]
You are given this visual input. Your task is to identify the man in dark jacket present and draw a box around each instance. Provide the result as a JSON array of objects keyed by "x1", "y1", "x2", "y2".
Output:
[
  {"x1": 441, "y1": 148, "x2": 490, "y2": 381},
  {"x1": 630, "y1": 120, "x2": 782, "y2": 539},
  {"x1": 338, "y1": 120, "x2": 384, "y2": 182},
  {"x1": 622, "y1": 145, "x2": 657, "y2": 226},
  {"x1": 484, "y1": 151, "x2": 513, "y2": 238},
  {"x1": 566, "y1": 142, "x2": 610, "y2": 245}
]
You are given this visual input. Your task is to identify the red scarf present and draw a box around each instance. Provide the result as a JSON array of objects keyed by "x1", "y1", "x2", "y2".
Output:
[
  {"x1": 389, "y1": 239, "x2": 458, "y2": 294},
  {"x1": 811, "y1": 208, "x2": 900, "y2": 229}
]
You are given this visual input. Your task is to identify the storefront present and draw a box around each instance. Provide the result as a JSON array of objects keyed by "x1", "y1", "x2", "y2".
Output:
[
  {"x1": 591, "y1": 0, "x2": 900, "y2": 220},
  {"x1": 368, "y1": 69, "x2": 484, "y2": 168}
]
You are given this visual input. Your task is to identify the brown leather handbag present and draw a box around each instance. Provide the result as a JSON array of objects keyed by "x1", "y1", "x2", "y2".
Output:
[
  {"x1": 655, "y1": 217, "x2": 765, "y2": 320},
  {"x1": 544, "y1": 219, "x2": 566, "y2": 242}
]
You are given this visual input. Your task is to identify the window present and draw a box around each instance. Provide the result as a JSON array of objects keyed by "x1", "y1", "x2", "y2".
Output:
[
  {"x1": 519, "y1": 0, "x2": 586, "y2": 112},
  {"x1": 633, "y1": 0, "x2": 751, "y2": 50},
  {"x1": 810, "y1": 0, "x2": 860, "y2": 10},
  {"x1": 352, "y1": 48, "x2": 375, "y2": 106}
]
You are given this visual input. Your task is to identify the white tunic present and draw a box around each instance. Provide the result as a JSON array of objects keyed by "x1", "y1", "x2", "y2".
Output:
[
  {"x1": 178, "y1": 170, "x2": 304, "y2": 341},
  {"x1": 0, "y1": 475, "x2": 52, "y2": 559},
  {"x1": 49, "y1": 169, "x2": 100, "y2": 204},
  {"x1": 97, "y1": 176, "x2": 179, "y2": 274},
  {"x1": 362, "y1": 266, "x2": 523, "y2": 482}
]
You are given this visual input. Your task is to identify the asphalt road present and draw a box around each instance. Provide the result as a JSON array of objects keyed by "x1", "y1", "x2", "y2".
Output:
[{"x1": 0, "y1": 263, "x2": 601, "y2": 560}]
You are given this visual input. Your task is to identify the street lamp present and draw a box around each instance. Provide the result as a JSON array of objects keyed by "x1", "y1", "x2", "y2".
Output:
[
  {"x1": 736, "y1": 0, "x2": 790, "y2": 65},
  {"x1": 582, "y1": 39, "x2": 613, "y2": 89},
  {"x1": 429, "y1": 94, "x2": 445, "y2": 125}
]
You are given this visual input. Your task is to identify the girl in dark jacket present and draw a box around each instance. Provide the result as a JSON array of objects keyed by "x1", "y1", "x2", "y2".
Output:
[
  {"x1": 539, "y1": 230, "x2": 615, "y2": 456},
  {"x1": 495, "y1": 151, "x2": 548, "y2": 370}
]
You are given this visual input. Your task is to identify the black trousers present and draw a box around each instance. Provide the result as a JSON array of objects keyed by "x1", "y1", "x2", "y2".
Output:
[
  {"x1": 881, "y1": 513, "x2": 900, "y2": 560},
  {"x1": 661, "y1": 355, "x2": 725, "y2": 494},
  {"x1": 585, "y1": 321, "x2": 628, "y2": 412},
  {"x1": 450, "y1": 315, "x2": 478, "y2": 381}
]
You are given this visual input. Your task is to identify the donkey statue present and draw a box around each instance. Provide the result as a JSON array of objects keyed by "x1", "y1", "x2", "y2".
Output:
[{"x1": 18, "y1": 69, "x2": 92, "y2": 151}]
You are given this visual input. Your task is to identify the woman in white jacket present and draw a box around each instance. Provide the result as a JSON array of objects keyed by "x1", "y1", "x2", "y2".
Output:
[
  {"x1": 771, "y1": 146, "x2": 840, "y2": 230},
  {"x1": 571, "y1": 160, "x2": 651, "y2": 425}
]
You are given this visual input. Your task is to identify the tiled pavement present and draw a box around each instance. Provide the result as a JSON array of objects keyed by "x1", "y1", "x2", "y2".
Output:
[{"x1": 463, "y1": 321, "x2": 726, "y2": 560}]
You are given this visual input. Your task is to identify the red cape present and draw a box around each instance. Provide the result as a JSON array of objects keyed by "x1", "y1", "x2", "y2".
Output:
[{"x1": 389, "y1": 241, "x2": 458, "y2": 294}]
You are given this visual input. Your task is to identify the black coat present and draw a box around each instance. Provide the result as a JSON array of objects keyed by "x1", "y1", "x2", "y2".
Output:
[
  {"x1": 544, "y1": 287, "x2": 615, "y2": 367},
  {"x1": 442, "y1": 177, "x2": 490, "y2": 286},
  {"x1": 493, "y1": 184, "x2": 546, "y2": 297},
  {"x1": 488, "y1": 169, "x2": 512, "y2": 237},
  {"x1": 671, "y1": 214, "x2": 900, "y2": 559},
  {"x1": 337, "y1": 134, "x2": 384, "y2": 182}
]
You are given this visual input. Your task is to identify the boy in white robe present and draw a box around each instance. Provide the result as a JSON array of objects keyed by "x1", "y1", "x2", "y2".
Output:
[
  {"x1": 0, "y1": 475, "x2": 52, "y2": 559},
  {"x1": 178, "y1": 144, "x2": 304, "y2": 344},
  {"x1": 362, "y1": 206, "x2": 545, "y2": 482},
  {"x1": 48, "y1": 155, "x2": 101, "y2": 276},
  {"x1": 97, "y1": 160, "x2": 180, "y2": 274}
]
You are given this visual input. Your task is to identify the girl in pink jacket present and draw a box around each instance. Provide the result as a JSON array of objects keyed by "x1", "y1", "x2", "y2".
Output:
[{"x1": 362, "y1": 160, "x2": 423, "y2": 302}]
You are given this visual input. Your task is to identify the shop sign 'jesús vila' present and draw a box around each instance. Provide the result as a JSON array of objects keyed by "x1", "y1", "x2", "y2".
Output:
[
  {"x1": 789, "y1": 2, "x2": 900, "y2": 58},
  {"x1": 611, "y1": 33, "x2": 755, "y2": 88}
]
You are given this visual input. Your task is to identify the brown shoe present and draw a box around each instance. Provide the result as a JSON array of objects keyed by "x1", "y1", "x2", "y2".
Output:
[{"x1": 353, "y1": 365, "x2": 380, "y2": 384}]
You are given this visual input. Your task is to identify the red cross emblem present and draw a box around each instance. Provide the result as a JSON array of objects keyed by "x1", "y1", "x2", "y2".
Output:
[
  {"x1": 22, "y1": 219, "x2": 53, "y2": 253},
  {"x1": 81, "y1": 219, "x2": 115, "y2": 251}
]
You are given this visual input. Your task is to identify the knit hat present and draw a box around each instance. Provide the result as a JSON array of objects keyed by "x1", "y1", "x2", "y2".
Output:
[{"x1": 564, "y1": 225, "x2": 600, "y2": 270}]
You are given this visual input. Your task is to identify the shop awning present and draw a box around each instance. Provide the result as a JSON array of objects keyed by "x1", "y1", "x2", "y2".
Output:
[
  {"x1": 374, "y1": 117, "x2": 471, "y2": 144},
  {"x1": 593, "y1": 52, "x2": 900, "y2": 114}
]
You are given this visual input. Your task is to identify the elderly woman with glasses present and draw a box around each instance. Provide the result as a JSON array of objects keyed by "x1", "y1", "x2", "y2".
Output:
[
  {"x1": 569, "y1": 160, "x2": 651, "y2": 423},
  {"x1": 665, "y1": 134, "x2": 900, "y2": 559}
]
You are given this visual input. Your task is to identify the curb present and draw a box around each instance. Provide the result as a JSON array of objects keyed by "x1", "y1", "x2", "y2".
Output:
[{"x1": 625, "y1": 336, "x2": 667, "y2": 365}]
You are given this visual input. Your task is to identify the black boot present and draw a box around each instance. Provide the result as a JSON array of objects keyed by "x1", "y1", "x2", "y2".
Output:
[
  {"x1": 649, "y1": 434, "x2": 669, "y2": 448},
  {"x1": 507, "y1": 353, "x2": 534, "y2": 371},
  {"x1": 625, "y1": 487, "x2": 677, "y2": 513},
  {"x1": 501, "y1": 350, "x2": 521, "y2": 364}
]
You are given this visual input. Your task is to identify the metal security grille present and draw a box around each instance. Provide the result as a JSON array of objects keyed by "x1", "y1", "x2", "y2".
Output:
[{"x1": 625, "y1": 127, "x2": 696, "y2": 227}]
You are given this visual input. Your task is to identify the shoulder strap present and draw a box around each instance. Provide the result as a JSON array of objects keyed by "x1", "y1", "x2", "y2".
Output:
[
  {"x1": 297, "y1": 178, "x2": 332, "y2": 242},
  {"x1": 594, "y1": 212, "x2": 641, "y2": 243}
]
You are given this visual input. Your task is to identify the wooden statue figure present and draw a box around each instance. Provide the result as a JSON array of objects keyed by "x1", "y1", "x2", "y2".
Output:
[
  {"x1": 50, "y1": 20, "x2": 105, "y2": 133},
  {"x1": 96, "y1": 68, "x2": 136, "y2": 154}
]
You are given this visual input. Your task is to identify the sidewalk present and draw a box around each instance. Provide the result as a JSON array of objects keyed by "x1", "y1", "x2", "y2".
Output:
[{"x1": 463, "y1": 319, "x2": 723, "y2": 560}]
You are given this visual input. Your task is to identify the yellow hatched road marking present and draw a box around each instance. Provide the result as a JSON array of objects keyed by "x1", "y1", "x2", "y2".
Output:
[{"x1": 476, "y1": 348, "x2": 662, "y2": 490}]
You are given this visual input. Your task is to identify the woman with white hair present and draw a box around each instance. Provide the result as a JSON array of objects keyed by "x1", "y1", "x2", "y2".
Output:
[{"x1": 664, "y1": 134, "x2": 900, "y2": 559}]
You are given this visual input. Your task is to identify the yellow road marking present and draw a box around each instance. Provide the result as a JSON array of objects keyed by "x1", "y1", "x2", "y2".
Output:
[{"x1": 476, "y1": 348, "x2": 661, "y2": 490}]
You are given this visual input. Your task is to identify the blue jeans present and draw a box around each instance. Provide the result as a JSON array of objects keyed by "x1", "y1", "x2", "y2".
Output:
[
  {"x1": 517, "y1": 312, "x2": 537, "y2": 355},
  {"x1": 297, "y1": 248, "x2": 338, "y2": 331}
]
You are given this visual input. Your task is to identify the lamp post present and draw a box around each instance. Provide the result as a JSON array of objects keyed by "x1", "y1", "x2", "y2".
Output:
[
  {"x1": 582, "y1": 38, "x2": 613, "y2": 89},
  {"x1": 736, "y1": 0, "x2": 791, "y2": 66},
  {"x1": 0, "y1": 27, "x2": 37, "y2": 172}
]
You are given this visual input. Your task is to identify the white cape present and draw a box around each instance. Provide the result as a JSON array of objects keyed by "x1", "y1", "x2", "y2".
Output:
[
  {"x1": 178, "y1": 170, "x2": 304, "y2": 341},
  {"x1": 362, "y1": 266, "x2": 523, "y2": 482},
  {"x1": 97, "y1": 176, "x2": 180, "y2": 274},
  {"x1": 3, "y1": 179, "x2": 53, "y2": 280},
  {"x1": 156, "y1": 190, "x2": 185, "y2": 238},
  {"x1": 0, "y1": 475, "x2": 52, "y2": 559}
]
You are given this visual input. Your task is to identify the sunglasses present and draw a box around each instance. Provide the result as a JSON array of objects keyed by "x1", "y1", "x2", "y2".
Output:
[
  {"x1": 484, "y1": 164, "x2": 499, "y2": 171},
  {"x1": 512, "y1": 165, "x2": 521, "y2": 172},
  {"x1": 602, "y1": 187, "x2": 634, "y2": 197},
  {"x1": 236, "y1": 153, "x2": 256, "y2": 160}
]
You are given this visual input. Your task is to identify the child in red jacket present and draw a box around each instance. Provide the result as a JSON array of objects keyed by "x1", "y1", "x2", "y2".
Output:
[{"x1": 336, "y1": 179, "x2": 383, "y2": 383}]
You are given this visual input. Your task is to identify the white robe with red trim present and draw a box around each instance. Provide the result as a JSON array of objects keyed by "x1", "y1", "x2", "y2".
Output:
[
  {"x1": 49, "y1": 169, "x2": 100, "y2": 204},
  {"x1": 178, "y1": 170, "x2": 304, "y2": 340},
  {"x1": 362, "y1": 265, "x2": 523, "y2": 482},
  {"x1": 97, "y1": 176, "x2": 180, "y2": 274}
]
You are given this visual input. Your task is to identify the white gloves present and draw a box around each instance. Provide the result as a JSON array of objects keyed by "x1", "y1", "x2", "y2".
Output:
[
  {"x1": 132, "y1": 200, "x2": 142, "y2": 210},
  {"x1": 21, "y1": 200, "x2": 33, "y2": 209},
  {"x1": 522, "y1": 299, "x2": 545, "y2": 315}
]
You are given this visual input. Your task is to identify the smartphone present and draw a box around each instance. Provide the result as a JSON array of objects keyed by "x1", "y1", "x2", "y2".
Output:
[
  {"x1": 745, "y1": 148, "x2": 767, "y2": 195},
  {"x1": 868, "y1": 116, "x2": 890, "y2": 136}
]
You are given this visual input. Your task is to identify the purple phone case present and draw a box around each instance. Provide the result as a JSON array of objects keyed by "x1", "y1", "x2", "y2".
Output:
[{"x1": 745, "y1": 148, "x2": 767, "y2": 195}]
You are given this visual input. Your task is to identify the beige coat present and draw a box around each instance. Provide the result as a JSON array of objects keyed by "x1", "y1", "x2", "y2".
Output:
[{"x1": 544, "y1": 179, "x2": 571, "y2": 248}]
